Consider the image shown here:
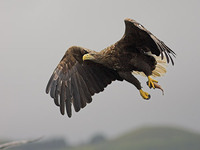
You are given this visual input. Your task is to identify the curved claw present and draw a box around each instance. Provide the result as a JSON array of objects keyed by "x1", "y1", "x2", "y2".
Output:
[
  {"x1": 146, "y1": 81, "x2": 164, "y2": 95},
  {"x1": 139, "y1": 89, "x2": 151, "y2": 100},
  {"x1": 147, "y1": 76, "x2": 158, "y2": 89}
]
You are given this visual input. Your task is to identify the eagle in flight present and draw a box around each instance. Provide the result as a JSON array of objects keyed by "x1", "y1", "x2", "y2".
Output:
[{"x1": 46, "y1": 18, "x2": 176, "y2": 117}]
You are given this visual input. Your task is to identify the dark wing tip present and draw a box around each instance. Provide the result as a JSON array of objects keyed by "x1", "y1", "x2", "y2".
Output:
[
  {"x1": 151, "y1": 35, "x2": 176, "y2": 65},
  {"x1": 160, "y1": 42, "x2": 176, "y2": 65},
  {"x1": 67, "y1": 113, "x2": 72, "y2": 117},
  {"x1": 45, "y1": 73, "x2": 55, "y2": 94},
  {"x1": 66, "y1": 101, "x2": 72, "y2": 117}
]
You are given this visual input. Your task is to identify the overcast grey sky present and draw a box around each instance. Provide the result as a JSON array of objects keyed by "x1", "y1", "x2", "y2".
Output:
[{"x1": 0, "y1": 0, "x2": 200, "y2": 144}]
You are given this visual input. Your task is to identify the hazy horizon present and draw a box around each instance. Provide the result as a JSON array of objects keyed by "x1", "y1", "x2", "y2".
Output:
[{"x1": 0, "y1": 0, "x2": 200, "y2": 144}]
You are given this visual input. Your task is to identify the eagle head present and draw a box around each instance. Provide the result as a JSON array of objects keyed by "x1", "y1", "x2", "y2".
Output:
[{"x1": 82, "y1": 52, "x2": 102, "y2": 63}]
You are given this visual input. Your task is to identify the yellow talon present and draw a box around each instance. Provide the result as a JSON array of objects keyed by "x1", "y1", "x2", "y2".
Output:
[
  {"x1": 147, "y1": 76, "x2": 158, "y2": 89},
  {"x1": 139, "y1": 89, "x2": 151, "y2": 100}
]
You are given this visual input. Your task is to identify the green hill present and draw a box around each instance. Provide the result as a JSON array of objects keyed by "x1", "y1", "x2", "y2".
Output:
[
  {"x1": 66, "y1": 126, "x2": 200, "y2": 150},
  {"x1": 1, "y1": 126, "x2": 200, "y2": 150}
]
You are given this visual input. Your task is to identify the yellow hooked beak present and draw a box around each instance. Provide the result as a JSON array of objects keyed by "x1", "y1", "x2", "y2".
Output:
[{"x1": 82, "y1": 54, "x2": 95, "y2": 61}]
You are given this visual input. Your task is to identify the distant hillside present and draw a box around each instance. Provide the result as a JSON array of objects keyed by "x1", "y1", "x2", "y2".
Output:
[
  {"x1": 67, "y1": 126, "x2": 200, "y2": 150},
  {"x1": 1, "y1": 126, "x2": 200, "y2": 150},
  {"x1": 0, "y1": 138, "x2": 69, "y2": 150}
]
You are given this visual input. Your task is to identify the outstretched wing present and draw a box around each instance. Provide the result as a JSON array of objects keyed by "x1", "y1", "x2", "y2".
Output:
[
  {"x1": 46, "y1": 46, "x2": 122, "y2": 117},
  {"x1": 116, "y1": 18, "x2": 176, "y2": 65}
]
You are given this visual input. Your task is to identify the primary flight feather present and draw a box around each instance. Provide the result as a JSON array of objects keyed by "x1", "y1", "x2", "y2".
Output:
[{"x1": 46, "y1": 18, "x2": 176, "y2": 117}]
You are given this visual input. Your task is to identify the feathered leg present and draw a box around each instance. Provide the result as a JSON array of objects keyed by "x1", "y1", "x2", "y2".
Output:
[
  {"x1": 118, "y1": 71, "x2": 150, "y2": 100},
  {"x1": 131, "y1": 54, "x2": 158, "y2": 89}
]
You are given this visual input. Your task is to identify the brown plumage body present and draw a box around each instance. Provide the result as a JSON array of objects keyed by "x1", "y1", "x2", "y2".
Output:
[
  {"x1": 46, "y1": 18, "x2": 176, "y2": 117},
  {"x1": 100, "y1": 44, "x2": 156, "y2": 73}
]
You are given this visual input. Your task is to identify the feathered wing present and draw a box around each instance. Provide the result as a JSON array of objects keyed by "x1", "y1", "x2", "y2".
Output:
[
  {"x1": 46, "y1": 46, "x2": 122, "y2": 117},
  {"x1": 117, "y1": 18, "x2": 176, "y2": 65}
]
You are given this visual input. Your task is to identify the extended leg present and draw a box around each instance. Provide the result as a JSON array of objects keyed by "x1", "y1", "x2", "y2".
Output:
[
  {"x1": 118, "y1": 71, "x2": 150, "y2": 100},
  {"x1": 131, "y1": 54, "x2": 158, "y2": 89}
]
